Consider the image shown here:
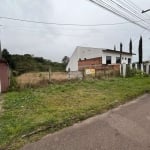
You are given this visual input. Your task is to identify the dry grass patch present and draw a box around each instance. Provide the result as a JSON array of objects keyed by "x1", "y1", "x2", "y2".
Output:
[{"x1": 17, "y1": 72, "x2": 68, "y2": 87}]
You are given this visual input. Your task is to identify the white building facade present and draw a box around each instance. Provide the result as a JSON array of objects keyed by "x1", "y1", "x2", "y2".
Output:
[{"x1": 66, "y1": 46, "x2": 135, "y2": 71}]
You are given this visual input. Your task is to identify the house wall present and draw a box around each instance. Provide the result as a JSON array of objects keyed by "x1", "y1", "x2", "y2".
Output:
[
  {"x1": 78, "y1": 57, "x2": 102, "y2": 66},
  {"x1": 0, "y1": 62, "x2": 9, "y2": 92},
  {"x1": 78, "y1": 57, "x2": 102, "y2": 71},
  {"x1": 102, "y1": 52, "x2": 132, "y2": 64},
  {"x1": 66, "y1": 47, "x2": 103, "y2": 71},
  {"x1": 66, "y1": 46, "x2": 133, "y2": 71},
  {"x1": 121, "y1": 54, "x2": 132, "y2": 64}
]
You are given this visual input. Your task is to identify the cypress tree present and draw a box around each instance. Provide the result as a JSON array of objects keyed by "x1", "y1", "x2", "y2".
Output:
[
  {"x1": 114, "y1": 45, "x2": 116, "y2": 51},
  {"x1": 138, "y1": 36, "x2": 143, "y2": 64},
  {"x1": 129, "y1": 39, "x2": 132, "y2": 54},
  {"x1": 120, "y1": 43, "x2": 123, "y2": 64},
  {"x1": 120, "y1": 43, "x2": 123, "y2": 52}
]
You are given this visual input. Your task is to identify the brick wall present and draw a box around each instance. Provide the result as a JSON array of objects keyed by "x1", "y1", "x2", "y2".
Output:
[
  {"x1": 78, "y1": 57, "x2": 120, "y2": 72},
  {"x1": 78, "y1": 57, "x2": 102, "y2": 71}
]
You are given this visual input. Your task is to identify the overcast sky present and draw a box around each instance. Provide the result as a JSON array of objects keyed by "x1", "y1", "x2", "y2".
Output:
[{"x1": 0, "y1": 0, "x2": 150, "y2": 62}]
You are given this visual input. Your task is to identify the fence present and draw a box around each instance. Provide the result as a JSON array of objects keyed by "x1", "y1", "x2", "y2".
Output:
[
  {"x1": 70, "y1": 63, "x2": 150, "y2": 79},
  {"x1": 68, "y1": 65, "x2": 120, "y2": 80},
  {"x1": 120, "y1": 63, "x2": 150, "y2": 77}
]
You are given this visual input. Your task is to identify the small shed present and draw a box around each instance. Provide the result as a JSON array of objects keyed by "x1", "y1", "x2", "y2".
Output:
[{"x1": 0, "y1": 59, "x2": 9, "y2": 93}]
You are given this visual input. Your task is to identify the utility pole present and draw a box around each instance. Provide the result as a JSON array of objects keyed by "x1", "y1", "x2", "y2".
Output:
[
  {"x1": 48, "y1": 66, "x2": 52, "y2": 83},
  {"x1": 142, "y1": 9, "x2": 150, "y2": 13}
]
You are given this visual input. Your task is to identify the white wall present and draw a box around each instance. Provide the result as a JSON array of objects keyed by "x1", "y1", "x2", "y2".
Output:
[
  {"x1": 121, "y1": 54, "x2": 132, "y2": 64},
  {"x1": 66, "y1": 47, "x2": 103, "y2": 71},
  {"x1": 66, "y1": 47, "x2": 133, "y2": 71},
  {"x1": 102, "y1": 52, "x2": 132, "y2": 64}
]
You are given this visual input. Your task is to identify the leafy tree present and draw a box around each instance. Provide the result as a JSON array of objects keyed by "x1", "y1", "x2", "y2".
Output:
[
  {"x1": 2, "y1": 49, "x2": 15, "y2": 69},
  {"x1": 62, "y1": 56, "x2": 70, "y2": 65},
  {"x1": 2, "y1": 49, "x2": 10, "y2": 60},
  {"x1": 138, "y1": 36, "x2": 143, "y2": 64}
]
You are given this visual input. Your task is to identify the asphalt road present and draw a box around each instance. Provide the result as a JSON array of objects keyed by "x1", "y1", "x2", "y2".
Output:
[{"x1": 21, "y1": 94, "x2": 150, "y2": 150}]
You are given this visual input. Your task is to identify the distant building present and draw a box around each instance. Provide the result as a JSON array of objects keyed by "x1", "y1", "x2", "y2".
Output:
[
  {"x1": 66, "y1": 46, "x2": 135, "y2": 71},
  {"x1": 0, "y1": 42, "x2": 10, "y2": 93}
]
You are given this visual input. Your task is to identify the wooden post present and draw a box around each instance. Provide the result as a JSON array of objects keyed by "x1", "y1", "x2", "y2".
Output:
[
  {"x1": 49, "y1": 66, "x2": 52, "y2": 82},
  {"x1": 83, "y1": 69, "x2": 85, "y2": 80}
]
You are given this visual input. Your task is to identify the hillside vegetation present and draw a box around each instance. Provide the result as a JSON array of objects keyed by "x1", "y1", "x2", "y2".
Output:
[{"x1": 2, "y1": 49, "x2": 66, "y2": 75}]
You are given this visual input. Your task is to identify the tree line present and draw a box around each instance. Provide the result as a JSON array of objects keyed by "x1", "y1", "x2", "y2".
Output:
[{"x1": 1, "y1": 49, "x2": 68, "y2": 75}]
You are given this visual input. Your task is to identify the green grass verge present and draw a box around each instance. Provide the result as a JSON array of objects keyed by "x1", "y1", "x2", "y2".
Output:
[{"x1": 0, "y1": 77, "x2": 150, "y2": 149}]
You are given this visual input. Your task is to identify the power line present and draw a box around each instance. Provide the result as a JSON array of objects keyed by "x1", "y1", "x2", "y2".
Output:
[
  {"x1": 114, "y1": 0, "x2": 150, "y2": 24},
  {"x1": 98, "y1": 0, "x2": 149, "y2": 29},
  {"x1": 0, "y1": 15, "x2": 150, "y2": 27},
  {"x1": 89, "y1": 0, "x2": 150, "y2": 31},
  {"x1": 116, "y1": 0, "x2": 147, "y2": 19},
  {"x1": 96, "y1": 0, "x2": 145, "y2": 25},
  {"x1": 124, "y1": 0, "x2": 142, "y2": 12},
  {"x1": 113, "y1": 0, "x2": 150, "y2": 32},
  {"x1": 99, "y1": 0, "x2": 149, "y2": 27},
  {"x1": 108, "y1": 0, "x2": 149, "y2": 26},
  {"x1": 0, "y1": 16, "x2": 128, "y2": 27},
  {"x1": 124, "y1": 0, "x2": 150, "y2": 19}
]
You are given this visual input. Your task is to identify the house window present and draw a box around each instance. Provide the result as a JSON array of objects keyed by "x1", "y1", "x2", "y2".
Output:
[
  {"x1": 116, "y1": 57, "x2": 121, "y2": 64},
  {"x1": 128, "y1": 58, "x2": 131, "y2": 64},
  {"x1": 106, "y1": 56, "x2": 111, "y2": 64}
]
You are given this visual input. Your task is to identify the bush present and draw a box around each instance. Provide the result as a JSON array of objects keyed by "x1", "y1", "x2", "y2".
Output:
[
  {"x1": 9, "y1": 75, "x2": 19, "y2": 91},
  {"x1": 126, "y1": 66, "x2": 149, "y2": 78}
]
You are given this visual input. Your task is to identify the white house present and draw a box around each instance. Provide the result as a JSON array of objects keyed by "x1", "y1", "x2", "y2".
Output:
[{"x1": 66, "y1": 46, "x2": 135, "y2": 71}]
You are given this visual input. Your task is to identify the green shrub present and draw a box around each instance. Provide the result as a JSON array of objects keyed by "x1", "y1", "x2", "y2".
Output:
[
  {"x1": 9, "y1": 75, "x2": 19, "y2": 91},
  {"x1": 126, "y1": 66, "x2": 149, "y2": 78}
]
